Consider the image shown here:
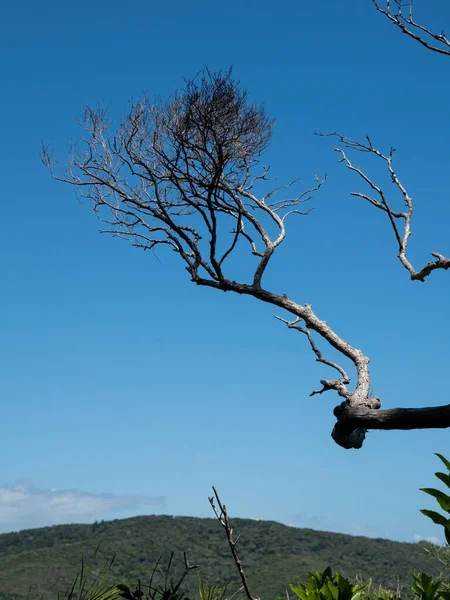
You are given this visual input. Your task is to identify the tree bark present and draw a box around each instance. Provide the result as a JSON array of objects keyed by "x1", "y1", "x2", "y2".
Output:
[{"x1": 333, "y1": 403, "x2": 450, "y2": 449}]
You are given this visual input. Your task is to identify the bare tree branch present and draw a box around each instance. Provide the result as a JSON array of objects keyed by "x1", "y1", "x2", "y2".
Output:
[
  {"x1": 189, "y1": 281, "x2": 379, "y2": 449},
  {"x1": 209, "y1": 487, "x2": 258, "y2": 600},
  {"x1": 42, "y1": 69, "x2": 324, "y2": 292},
  {"x1": 44, "y1": 67, "x2": 450, "y2": 450},
  {"x1": 333, "y1": 403, "x2": 450, "y2": 449},
  {"x1": 274, "y1": 316, "x2": 351, "y2": 399},
  {"x1": 372, "y1": 0, "x2": 450, "y2": 56},
  {"x1": 171, "y1": 552, "x2": 199, "y2": 598},
  {"x1": 317, "y1": 133, "x2": 450, "y2": 282}
]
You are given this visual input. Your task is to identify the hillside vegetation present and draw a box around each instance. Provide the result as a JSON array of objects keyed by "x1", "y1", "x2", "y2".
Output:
[{"x1": 0, "y1": 515, "x2": 441, "y2": 600}]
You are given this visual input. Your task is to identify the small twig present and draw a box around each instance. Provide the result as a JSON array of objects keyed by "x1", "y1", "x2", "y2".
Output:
[
  {"x1": 208, "y1": 487, "x2": 259, "y2": 600},
  {"x1": 171, "y1": 552, "x2": 199, "y2": 598},
  {"x1": 275, "y1": 315, "x2": 350, "y2": 398}
]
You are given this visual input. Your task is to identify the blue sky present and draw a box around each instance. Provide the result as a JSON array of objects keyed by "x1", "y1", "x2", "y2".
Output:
[{"x1": 2, "y1": 0, "x2": 450, "y2": 545}]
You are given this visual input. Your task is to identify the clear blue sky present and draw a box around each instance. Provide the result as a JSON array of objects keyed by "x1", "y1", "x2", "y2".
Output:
[{"x1": 2, "y1": 0, "x2": 450, "y2": 545}]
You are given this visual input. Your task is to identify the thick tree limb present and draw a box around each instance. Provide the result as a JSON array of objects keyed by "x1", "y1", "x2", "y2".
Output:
[
  {"x1": 333, "y1": 403, "x2": 450, "y2": 449},
  {"x1": 193, "y1": 276, "x2": 379, "y2": 449}
]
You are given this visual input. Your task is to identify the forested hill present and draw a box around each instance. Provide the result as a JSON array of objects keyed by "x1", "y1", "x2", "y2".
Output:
[{"x1": 0, "y1": 515, "x2": 440, "y2": 600}]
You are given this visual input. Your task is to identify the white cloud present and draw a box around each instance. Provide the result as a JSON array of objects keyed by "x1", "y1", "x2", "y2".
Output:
[
  {"x1": 287, "y1": 513, "x2": 335, "y2": 531},
  {"x1": 0, "y1": 481, "x2": 166, "y2": 533},
  {"x1": 413, "y1": 534, "x2": 442, "y2": 545},
  {"x1": 287, "y1": 513, "x2": 385, "y2": 539}
]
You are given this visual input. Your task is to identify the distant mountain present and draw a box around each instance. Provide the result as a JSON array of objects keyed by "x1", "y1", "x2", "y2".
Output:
[{"x1": 0, "y1": 515, "x2": 440, "y2": 600}]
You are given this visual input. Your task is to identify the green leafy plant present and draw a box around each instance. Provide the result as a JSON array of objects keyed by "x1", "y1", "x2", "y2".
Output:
[
  {"x1": 409, "y1": 573, "x2": 444, "y2": 600},
  {"x1": 197, "y1": 574, "x2": 233, "y2": 600},
  {"x1": 421, "y1": 454, "x2": 450, "y2": 545},
  {"x1": 287, "y1": 567, "x2": 369, "y2": 600},
  {"x1": 59, "y1": 545, "x2": 120, "y2": 600},
  {"x1": 117, "y1": 552, "x2": 197, "y2": 600},
  {"x1": 370, "y1": 585, "x2": 401, "y2": 600}
]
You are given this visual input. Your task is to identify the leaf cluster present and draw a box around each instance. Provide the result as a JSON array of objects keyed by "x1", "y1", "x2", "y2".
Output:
[{"x1": 421, "y1": 455, "x2": 450, "y2": 546}]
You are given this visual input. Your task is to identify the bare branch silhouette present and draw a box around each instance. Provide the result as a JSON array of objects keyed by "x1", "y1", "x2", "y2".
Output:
[
  {"x1": 44, "y1": 67, "x2": 450, "y2": 449},
  {"x1": 372, "y1": 0, "x2": 450, "y2": 56},
  {"x1": 209, "y1": 487, "x2": 258, "y2": 600},
  {"x1": 317, "y1": 133, "x2": 450, "y2": 282}
]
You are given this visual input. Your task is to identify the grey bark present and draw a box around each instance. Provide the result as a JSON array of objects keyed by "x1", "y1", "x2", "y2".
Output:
[{"x1": 43, "y1": 67, "x2": 450, "y2": 450}]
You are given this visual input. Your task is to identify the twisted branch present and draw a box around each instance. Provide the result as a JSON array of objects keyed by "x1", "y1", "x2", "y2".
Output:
[
  {"x1": 44, "y1": 67, "x2": 450, "y2": 450},
  {"x1": 318, "y1": 133, "x2": 450, "y2": 282}
]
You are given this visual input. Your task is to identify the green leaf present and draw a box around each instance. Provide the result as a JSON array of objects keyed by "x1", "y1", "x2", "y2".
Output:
[
  {"x1": 410, "y1": 572, "x2": 443, "y2": 600},
  {"x1": 436, "y1": 454, "x2": 450, "y2": 472},
  {"x1": 435, "y1": 471, "x2": 450, "y2": 490},
  {"x1": 420, "y1": 509, "x2": 449, "y2": 527},
  {"x1": 290, "y1": 583, "x2": 309, "y2": 600},
  {"x1": 420, "y1": 488, "x2": 450, "y2": 512},
  {"x1": 335, "y1": 574, "x2": 352, "y2": 600},
  {"x1": 324, "y1": 582, "x2": 339, "y2": 600}
]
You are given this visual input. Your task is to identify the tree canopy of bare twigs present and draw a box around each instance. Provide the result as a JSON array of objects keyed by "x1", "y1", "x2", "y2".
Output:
[{"x1": 43, "y1": 8, "x2": 450, "y2": 452}]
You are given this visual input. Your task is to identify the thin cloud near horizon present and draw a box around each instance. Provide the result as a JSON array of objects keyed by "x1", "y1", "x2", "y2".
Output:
[
  {"x1": 0, "y1": 481, "x2": 166, "y2": 534},
  {"x1": 413, "y1": 533, "x2": 442, "y2": 546}
]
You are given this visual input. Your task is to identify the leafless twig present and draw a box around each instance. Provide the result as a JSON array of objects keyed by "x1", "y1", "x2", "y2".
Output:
[
  {"x1": 372, "y1": 0, "x2": 450, "y2": 56},
  {"x1": 317, "y1": 132, "x2": 450, "y2": 282},
  {"x1": 275, "y1": 316, "x2": 351, "y2": 398},
  {"x1": 209, "y1": 487, "x2": 259, "y2": 600},
  {"x1": 171, "y1": 552, "x2": 199, "y2": 598}
]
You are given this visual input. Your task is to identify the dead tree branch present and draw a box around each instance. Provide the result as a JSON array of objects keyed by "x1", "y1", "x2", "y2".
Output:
[
  {"x1": 275, "y1": 316, "x2": 351, "y2": 399},
  {"x1": 333, "y1": 403, "x2": 450, "y2": 442},
  {"x1": 209, "y1": 487, "x2": 258, "y2": 600},
  {"x1": 318, "y1": 133, "x2": 450, "y2": 282},
  {"x1": 44, "y1": 68, "x2": 450, "y2": 449},
  {"x1": 371, "y1": 0, "x2": 450, "y2": 56},
  {"x1": 171, "y1": 552, "x2": 199, "y2": 598}
]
